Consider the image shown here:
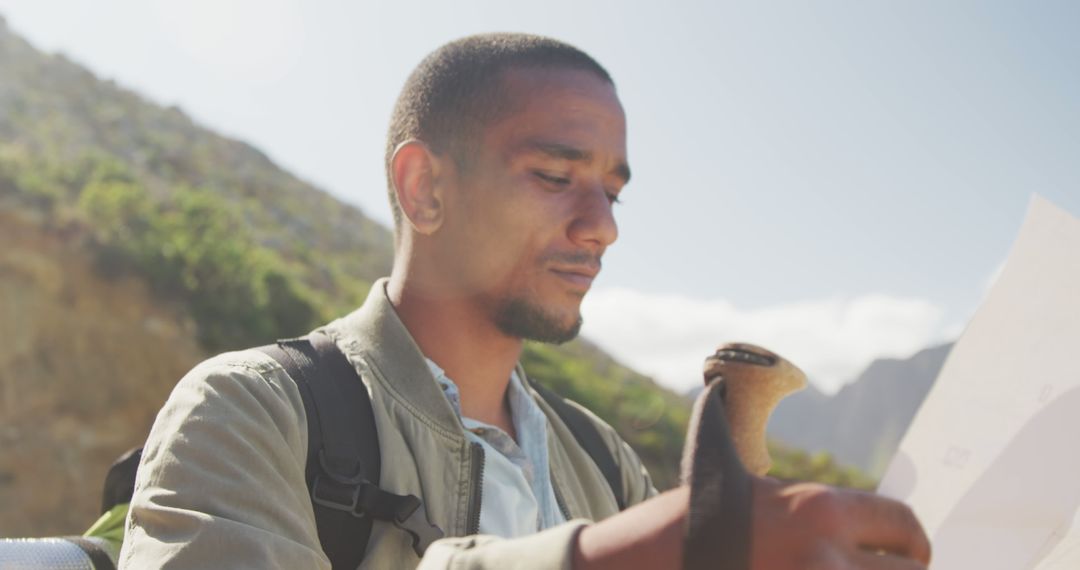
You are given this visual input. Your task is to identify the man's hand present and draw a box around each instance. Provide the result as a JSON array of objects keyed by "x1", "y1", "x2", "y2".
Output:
[
  {"x1": 751, "y1": 477, "x2": 931, "y2": 570},
  {"x1": 573, "y1": 478, "x2": 931, "y2": 570}
]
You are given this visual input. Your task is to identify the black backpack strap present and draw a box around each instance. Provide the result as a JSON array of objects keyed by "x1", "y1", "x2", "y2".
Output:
[
  {"x1": 258, "y1": 331, "x2": 442, "y2": 568},
  {"x1": 529, "y1": 380, "x2": 627, "y2": 511},
  {"x1": 101, "y1": 447, "x2": 142, "y2": 514}
]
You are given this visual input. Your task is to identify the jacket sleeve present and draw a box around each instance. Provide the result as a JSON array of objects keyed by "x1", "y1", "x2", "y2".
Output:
[
  {"x1": 118, "y1": 351, "x2": 330, "y2": 570},
  {"x1": 417, "y1": 521, "x2": 589, "y2": 570}
]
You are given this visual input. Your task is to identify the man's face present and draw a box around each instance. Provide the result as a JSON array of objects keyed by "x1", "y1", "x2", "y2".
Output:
[{"x1": 437, "y1": 66, "x2": 629, "y2": 344}]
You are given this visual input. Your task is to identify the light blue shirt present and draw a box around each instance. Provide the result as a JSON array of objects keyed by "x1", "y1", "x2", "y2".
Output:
[{"x1": 426, "y1": 359, "x2": 566, "y2": 538}]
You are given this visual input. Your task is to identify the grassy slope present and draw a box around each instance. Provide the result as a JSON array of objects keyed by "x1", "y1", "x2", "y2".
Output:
[{"x1": 0, "y1": 17, "x2": 872, "y2": 493}]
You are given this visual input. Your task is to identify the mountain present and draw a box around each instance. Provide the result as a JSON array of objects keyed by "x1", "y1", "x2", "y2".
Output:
[
  {"x1": 0, "y1": 14, "x2": 393, "y2": 330},
  {"x1": 0, "y1": 207, "x2": 207, "y2": 536},
  {"x1": 0, "y1": 16, "x2": 871, "y2": 537},
  {"x1": 767, "y1": 343, "x2": 953, "y2": 477},
  {"x1": 0, "y1": 16, "x2": 694, "y2": 535}
]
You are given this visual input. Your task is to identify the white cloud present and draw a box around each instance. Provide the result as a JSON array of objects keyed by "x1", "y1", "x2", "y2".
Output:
[{"x1": 580, "y1": 289, "x2": 947, "y2": 395}]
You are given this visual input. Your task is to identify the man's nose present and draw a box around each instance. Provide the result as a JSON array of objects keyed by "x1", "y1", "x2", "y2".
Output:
[{"x1": 568, "y1": 183, "x2": 618, "y2": 248}]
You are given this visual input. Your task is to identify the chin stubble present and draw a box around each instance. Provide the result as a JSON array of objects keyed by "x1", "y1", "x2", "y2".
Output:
[{"x1": 494, "y1": 296, "x2": 582, "y2": 345}]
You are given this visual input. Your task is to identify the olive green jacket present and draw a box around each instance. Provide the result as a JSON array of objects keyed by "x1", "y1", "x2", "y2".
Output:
[{"x1": 119, "y1": 279, "x2": 656, "y2": 569}]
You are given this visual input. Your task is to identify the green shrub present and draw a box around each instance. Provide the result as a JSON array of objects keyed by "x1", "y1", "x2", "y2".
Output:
[{"x1": 77, "y1": 180, "x2": 324, "y2": 351}]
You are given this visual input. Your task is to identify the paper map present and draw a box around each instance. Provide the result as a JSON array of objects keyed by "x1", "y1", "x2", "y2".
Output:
[{"x1": 878, "y1": 196, "x2": 1080, "y2": 570}]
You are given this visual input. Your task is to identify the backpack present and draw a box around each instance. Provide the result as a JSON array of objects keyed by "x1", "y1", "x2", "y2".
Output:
[{"x1": 91, "y1": 332, "x2": 624, "y2": 570}]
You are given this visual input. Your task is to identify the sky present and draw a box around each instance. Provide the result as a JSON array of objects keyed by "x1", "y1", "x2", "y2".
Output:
[{"x1": 2, "y1": 1, "x2": 1077, "y2": 393}]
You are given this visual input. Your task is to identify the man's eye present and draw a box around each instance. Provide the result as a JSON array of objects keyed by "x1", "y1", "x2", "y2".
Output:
[{"x1": 534, "y1": 171, "x2": 571, "y2": 186}]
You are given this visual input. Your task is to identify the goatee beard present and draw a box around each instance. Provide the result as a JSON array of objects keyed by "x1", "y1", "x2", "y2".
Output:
[{"x1": 494, "y1": 297, "x2": 582, "y2": 344}]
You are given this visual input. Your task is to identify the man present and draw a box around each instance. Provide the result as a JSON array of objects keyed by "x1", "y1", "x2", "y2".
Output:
[{"x1": 120, "y1": 34, "x2": 931, "y2": 569}]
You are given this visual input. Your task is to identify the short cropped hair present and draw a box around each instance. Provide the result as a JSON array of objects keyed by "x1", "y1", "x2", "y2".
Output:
[{"x1": 385, "y1": 33, "x2": 614, "y2": 231}]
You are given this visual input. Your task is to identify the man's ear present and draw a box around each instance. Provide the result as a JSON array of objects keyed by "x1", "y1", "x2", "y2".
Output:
[{"x1": 391, "y1": 140, "x2": 446, "y2": 235}]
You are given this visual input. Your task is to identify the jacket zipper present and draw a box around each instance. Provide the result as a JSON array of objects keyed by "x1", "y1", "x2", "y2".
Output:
[
  {"x1": 466, "y1": 442, "x2": 485, "y2": 535},
  {"x1": 552, "y1": 474, "x2": 572, "y2": 522}
]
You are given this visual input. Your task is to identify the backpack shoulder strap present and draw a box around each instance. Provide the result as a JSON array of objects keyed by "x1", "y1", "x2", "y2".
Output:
[
  {"x1": 528, "y1": 379, "x2": 627, "y2": 511},
  {"x1": 258, "y1": 331, "x2": 378, "y2": 569},
  {"x1": 257, "y1": 332, "x2": 443, "y2": 568}
]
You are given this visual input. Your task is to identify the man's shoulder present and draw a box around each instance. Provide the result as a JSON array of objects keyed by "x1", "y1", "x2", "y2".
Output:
[
  {"x1": 172, "y1": 347, "x2": 288, "y2": 394},
  {"x1": 190, "y1": 346, "x2": 283, "y2": 377},
  {"x1": 123, "y1": 347, "x2": 323, "y2": 569},
  {"x1": 164, "y1": 346, "x2": 307, "y2": 428}
]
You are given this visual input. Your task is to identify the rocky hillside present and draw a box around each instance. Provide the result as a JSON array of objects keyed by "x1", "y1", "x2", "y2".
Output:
[
  {"x1": 0, "y1": 208, "x2": 207, "y2": 535},
  {"x1": 0, "y1": 16, "x2": 873, "y2": 536},
  {"x1": 767, "y1": 343, "x2": 953, "y2": 477},
  {"x1": 0, "y1": 14, "x2": 394, "y2": 322},
  {"x1": 0, "y1": 17, "x2": 693, "y2": 535}
]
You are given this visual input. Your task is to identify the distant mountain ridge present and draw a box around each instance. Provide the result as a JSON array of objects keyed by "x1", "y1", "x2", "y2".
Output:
[{"x1": 767, "y1": 343, "x2": 953, "y2": 477}]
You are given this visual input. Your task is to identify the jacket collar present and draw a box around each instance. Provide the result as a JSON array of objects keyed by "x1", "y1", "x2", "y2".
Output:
[
  {"x1": 324, "y1": 278, "x2": 610, "y2": 520},
  {"x1": 326, "y1": 278, "x2": 465, "y2": 439}
]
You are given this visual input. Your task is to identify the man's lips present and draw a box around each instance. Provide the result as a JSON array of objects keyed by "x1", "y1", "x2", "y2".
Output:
[{"x1": 550, "y1": 266, "x2": 599, "y2": 288}]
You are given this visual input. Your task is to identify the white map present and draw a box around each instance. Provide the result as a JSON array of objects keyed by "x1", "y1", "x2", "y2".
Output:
[{"x1": 878, "y1": 195, "x2": 1080, "y2": 570}]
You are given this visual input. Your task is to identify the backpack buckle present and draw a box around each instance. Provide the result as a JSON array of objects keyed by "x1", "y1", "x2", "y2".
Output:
[
  {"x1": 310, "y1": 450, "x2": 368, "y2": 515},
  {"x1": 310, "y1": 451, "x2": 445, "y2": 555},
  {"x1": 392, "y1": 497, "x2": 445, "y2": 556}
]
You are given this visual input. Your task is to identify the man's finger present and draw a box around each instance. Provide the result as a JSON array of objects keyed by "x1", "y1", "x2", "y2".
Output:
[
  {"x1": 850, "y1": 549, "x2": 929, "y2": 570},
  {"x1": 843, "y1": 491, "x2": 932, "y2": 565}
]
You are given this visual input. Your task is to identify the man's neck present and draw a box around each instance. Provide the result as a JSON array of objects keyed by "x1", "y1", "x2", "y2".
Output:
[{"x1": 387, "y1": 273, "x2": 521, "y2": 433}]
